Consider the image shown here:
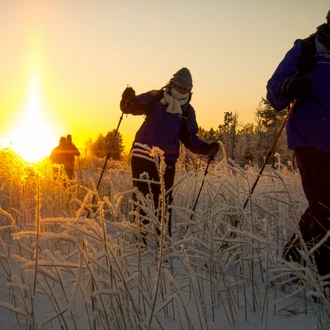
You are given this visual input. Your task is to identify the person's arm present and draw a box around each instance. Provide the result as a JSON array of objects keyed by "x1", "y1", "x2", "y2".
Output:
[
  {"x1": 120, "y1": 87, "x2": 162, "y2": 116},
  {"x1": 266, "y1": 39, "x2": 304, "y2": 110},
  {"x1": 180, "y1": 105, "x2": 219, "y2": 157},
  {"x1": 72, "y1": 144, "x2": 80, "y2": 156},
  {"x1": 49, "y1": 149, "x2": 57, "y2": 163}
]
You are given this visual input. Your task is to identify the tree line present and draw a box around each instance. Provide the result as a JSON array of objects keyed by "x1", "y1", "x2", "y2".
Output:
[{"x1": 85, "y1": 98, "x2": 294, "y2": 169}]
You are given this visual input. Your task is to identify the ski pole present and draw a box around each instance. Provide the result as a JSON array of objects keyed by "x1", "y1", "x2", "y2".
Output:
[
  {"x1": 184, "y1": 154, "x2": 213, "y2": 235},
  {"x1": 87, "y1": 112, "x2": 124, "y2": 216},
  {"x1": 242, "y1": 99, "x2": 297, "y2": 210}
]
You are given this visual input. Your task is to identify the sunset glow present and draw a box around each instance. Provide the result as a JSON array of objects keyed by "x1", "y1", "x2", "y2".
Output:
[
  {"x1": 1, "y1": 2, "x2": 328, "y2": 161},
  {"x1": 8, "y1": 73, "x2": 58, "y2": 163}
]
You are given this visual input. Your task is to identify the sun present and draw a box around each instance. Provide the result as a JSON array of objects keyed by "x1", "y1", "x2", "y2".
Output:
[{"x1": 8, "y1": 73, "x2": 58, "y2": 163}]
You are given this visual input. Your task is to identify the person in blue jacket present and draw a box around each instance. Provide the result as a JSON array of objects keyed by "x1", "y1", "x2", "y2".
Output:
[
  {"x1": 120, "y1": 68, "x2": 219, "y2": 243},
  {"x1": 266, "y1": 10, "x2": 330, "y2": 276}
]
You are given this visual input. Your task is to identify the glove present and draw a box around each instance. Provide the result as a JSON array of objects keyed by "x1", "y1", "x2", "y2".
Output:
[
  {"x1": 120, "y1": 86, "x2": 136, "y2": 113},
  {"x1": 281, "y1": 76, "x2": 311, "y2": 102},
  {"x1": 208, "y1": 142, "x2": 220, "y2": 161},
  {"x1": 121, "y1": 86, "x2": 135, "y2": 101}
]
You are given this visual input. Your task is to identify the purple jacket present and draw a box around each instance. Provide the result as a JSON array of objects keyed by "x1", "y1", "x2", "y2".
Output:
[
  {"x1": 266, "y1": 38, "x2": 330, "y2": 152},
  {"x1": 122, "y1": 90, "x2": 210, "y2": 162}
]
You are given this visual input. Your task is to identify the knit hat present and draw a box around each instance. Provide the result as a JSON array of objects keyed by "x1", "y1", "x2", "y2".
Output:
[
  {"x1": 327, "y1": 10, "x2": 330, "y2": 24},
  {"x1": 170, "y1": 67, "x2": 193, "y2": 90}
]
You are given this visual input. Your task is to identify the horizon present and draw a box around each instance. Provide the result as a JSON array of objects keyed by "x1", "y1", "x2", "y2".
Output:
[{"x1": 1, "y1": 0, "x2": 329, "y2": 162}]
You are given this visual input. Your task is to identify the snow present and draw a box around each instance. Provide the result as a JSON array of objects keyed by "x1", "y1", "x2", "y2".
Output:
[{"x1": 0, "y1": 149, "x2": 328, "y2": 329}]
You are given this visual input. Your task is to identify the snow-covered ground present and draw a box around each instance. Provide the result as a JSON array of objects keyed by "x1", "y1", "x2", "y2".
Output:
[{"x1": 0, "y1": 149, "x2": 328, "y2": 329}]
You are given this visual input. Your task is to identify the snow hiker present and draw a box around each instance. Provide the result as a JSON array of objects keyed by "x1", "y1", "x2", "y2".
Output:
[
  {"x1": 49, "y1": 136, "x2": 67, "y2": 178},
  {"x1": 64, "y1": 134, "x2": 80, "y2": 180},
  {"x1": 120, "y1": 67, "x2": 220, "y2": 244},
  {"x1": 266, "y1": 10, "x2": 330, "y2": 276}
]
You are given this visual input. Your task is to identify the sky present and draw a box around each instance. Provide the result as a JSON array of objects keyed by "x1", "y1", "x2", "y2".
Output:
[{"x1": 0, "y1": 0, "x2": 329, "y2": 161}]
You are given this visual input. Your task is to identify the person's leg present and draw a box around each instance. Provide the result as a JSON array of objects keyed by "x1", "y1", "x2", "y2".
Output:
[
  {"x1": 66, "y1": 168, "x2": 73, "y2": 180},
  {"x1": 295, "y1": 148, "x2": 330, "y2": 275},
  {"x1": 295, "y1": 148, "x2": 330, "y2": 238},
  {"x1": 131, "y1": 155, "x2": 161, "y2": 243},
  {"x1": 131, "y1": 156, "x2": 176, "y2": 241}
]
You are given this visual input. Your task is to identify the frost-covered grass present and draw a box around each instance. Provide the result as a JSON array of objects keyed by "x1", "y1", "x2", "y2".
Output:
[{"x1": 0, "y1": 148, "x2": 328, "y2": 330}]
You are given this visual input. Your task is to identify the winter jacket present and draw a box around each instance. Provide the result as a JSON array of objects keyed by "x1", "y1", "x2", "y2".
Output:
[
  {"x1": 50, "y1": 145, "x2": 66, "y2": 165},
  {"x1": 64, "y1": 143, "x2": 80, "y2": 170},
  {"x1": 266, "y1": 38, "x2": 330, "y2": 152},
  {"x1": 121, "y1": 90, "x2": 211, "y2": 162}
]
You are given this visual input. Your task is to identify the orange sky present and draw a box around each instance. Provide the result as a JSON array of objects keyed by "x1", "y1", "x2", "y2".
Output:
[{"x1": 0, "y1": 0, "x2": 329, "y2": 162}]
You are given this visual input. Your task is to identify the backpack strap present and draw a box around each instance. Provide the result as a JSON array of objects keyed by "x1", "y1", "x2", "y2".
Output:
[
  {"x1": 296, "y1": 35, "x2": 317, "y2": 76},
  {"x1": 179, "y1": 104, "x2": 193, "y2": 146}
]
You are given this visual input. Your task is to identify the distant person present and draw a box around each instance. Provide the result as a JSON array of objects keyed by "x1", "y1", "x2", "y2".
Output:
[
  {"x1": 266, "y1": 10, "x2": 330, "y2": 276},
  {"x1": 64, "y1": 134, "x2": 80, "y2": 180},
  {"x1": 120, "y1": 67, "x2": 219, "y2": 243},
  {"x1": 49, "y1": 136, "x2": 67, "y2": 178}
]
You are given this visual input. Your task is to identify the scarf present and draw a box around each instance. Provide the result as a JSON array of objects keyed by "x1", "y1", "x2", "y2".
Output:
[{"x1": 161, "y1": 88, "x2": 189, "y2": 114}]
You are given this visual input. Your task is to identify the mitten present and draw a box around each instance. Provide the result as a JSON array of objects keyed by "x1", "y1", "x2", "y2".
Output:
[
  {"x1": 208, "y1": 142, "x2": 220, "y2": 160},
  {"x1": 122, "y1": 86, "x2": 135, "y2": 101},
  {"x1": 120, "y1": 87, "x2": 136, "y2": 113},
  {"x1": 281, "y1": 76, "x2": 311, "y2": 102}
]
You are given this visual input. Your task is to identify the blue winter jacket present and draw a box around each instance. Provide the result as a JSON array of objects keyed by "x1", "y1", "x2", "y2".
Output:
[
  {"x1": 121, "y1": 90, "x2": 210, "y2": 162},
  {"x1": 266, "y1": 39, "x2": 330, "y2": 152}
]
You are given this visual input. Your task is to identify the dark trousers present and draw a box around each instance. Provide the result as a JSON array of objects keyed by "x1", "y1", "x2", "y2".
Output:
[
  {"x1": 295, "y1": 148, "x2": 330, "y2": 275},
  {"x1": 131, "y1": 155, "x2": 175, "y2": 238},
  {"x1": 65, "y1": 167, "x2": 74, "y2": 180}
]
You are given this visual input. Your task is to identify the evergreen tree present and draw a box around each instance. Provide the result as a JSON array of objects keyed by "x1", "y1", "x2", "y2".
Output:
[
  {"x1": 218, "y1": 111, "x2": 240, "y2": 161},
  {"x1": 90, "y1": 130, "x2": 125, "y2": 160},
  {"x1": 254, "y1": 98, "x2": 290, "y2": 167},
  {"x1": 237, "y1": 123, "x2": 255, "y2": 166}
]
